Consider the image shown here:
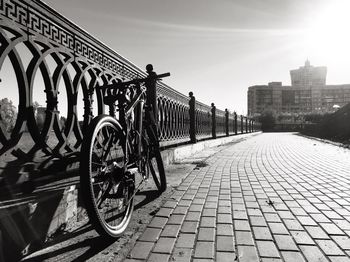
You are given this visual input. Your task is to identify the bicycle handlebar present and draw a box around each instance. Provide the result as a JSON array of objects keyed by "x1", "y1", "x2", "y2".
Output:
[{"x1": 104, "y1": 72, "x2": 170, "y2": 91}]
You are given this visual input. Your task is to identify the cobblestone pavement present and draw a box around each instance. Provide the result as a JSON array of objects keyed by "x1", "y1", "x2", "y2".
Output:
[{"x1": 126, "y1": 133, "x2": 350, "y2": 262}]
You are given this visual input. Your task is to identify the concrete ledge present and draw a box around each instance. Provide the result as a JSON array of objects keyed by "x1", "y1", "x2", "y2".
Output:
[{"x1": 161, "y1": 132, "x2": 262, "y2": 166}]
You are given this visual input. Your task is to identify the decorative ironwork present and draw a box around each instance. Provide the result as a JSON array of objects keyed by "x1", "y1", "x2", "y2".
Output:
[
  {"x1": 215, "y1": 108, "x2": 226, "y2": 137},
  {"x1": 0, "y1": 0, "x2": 260, "y2": 160}
]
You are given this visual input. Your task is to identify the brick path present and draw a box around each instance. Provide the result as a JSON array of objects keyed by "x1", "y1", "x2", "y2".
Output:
[{"x1": 126, "y1": 133, "x2": 350, "y2": 262}]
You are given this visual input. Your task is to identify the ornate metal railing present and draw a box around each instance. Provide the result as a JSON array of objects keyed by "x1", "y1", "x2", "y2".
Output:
[{"x1": 0, "y1": 0, "x2": 260, "y2": 160}]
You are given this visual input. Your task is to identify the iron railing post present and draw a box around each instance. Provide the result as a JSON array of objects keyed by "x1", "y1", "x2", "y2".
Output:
[
  {"x1": 225, "y1": 109, "x2": 229, "y2": 136},
  {"x1": 189, "y1": 92, "x2": 196, "y2": 143},
  {"x1": 145, "y1": 64, "x2": 158, "y2": 121},
  {"x1": 245, "y1": 117, "x2": 248, "y2": 133},
  {"x1": 211, "y1": 103, "x2": 216, "y2": 139},
  {"x1": 234, "y1": 112, "x2": 237, "y2": 135}
]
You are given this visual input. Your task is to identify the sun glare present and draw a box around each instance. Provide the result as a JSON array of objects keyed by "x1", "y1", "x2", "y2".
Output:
[{"x1": 305, "y1": 0, "x2": 350, "y2": 66}]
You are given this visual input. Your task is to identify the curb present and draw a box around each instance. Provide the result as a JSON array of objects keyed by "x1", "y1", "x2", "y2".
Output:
[{"x1": 161, "y1": 132, "x2": 262, "y2": 166}]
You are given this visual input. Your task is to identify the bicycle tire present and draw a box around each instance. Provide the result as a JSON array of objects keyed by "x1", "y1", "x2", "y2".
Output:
[
  {"x1": 80, "y1": 115, "x2": 134, "y2": 238},
  {"x1": 145, "y1": 126, "x2": 166, "y2": 193},
  {"x1": 149, "y1": 149, "x2": 167, "y2": 192}
]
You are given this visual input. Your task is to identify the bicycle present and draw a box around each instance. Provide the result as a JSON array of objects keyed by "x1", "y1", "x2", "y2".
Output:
[{"x1": 79, "y1": 65, "x2": 170, "y2": 238}]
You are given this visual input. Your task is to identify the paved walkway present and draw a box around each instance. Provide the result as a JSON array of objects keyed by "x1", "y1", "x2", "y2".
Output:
[{"x1": 126, "y1": 133, "x2": 350, "y2": 262}]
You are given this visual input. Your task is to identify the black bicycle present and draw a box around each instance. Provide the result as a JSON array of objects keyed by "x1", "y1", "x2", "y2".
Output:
[{"x1": 79, "y1": 67, "x2": 169, "y2": 238}]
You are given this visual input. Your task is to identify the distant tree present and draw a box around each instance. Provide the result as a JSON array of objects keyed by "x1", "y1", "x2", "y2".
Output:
[
  {"x1": 304, "y1": 113, "x2": 329, "y2": 123},
  {"x1": 33, "y1": 101, "x2": 40, "y2": 113},
  {"x1": 0, "y1": 98, "x2": 18, "y2": 133},
  {"x1": 258, "y1": 110, "x2": 276, "y2": 131},
  {"x1": 60, "y1": 116, "x2": 67, "y2": 130}
]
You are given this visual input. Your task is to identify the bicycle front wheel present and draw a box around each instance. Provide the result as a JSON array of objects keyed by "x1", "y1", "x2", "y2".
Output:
[
  {"x1": 149, "y1": 149, "x2": 167, "y2": 193},
  {"x1": 80, "y1": 115, "x2": 134, "y2": 238}
]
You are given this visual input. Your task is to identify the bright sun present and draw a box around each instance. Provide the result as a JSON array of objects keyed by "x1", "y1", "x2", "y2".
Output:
[{"x1": 305, "y1": 0, "x2": 350, "y2": 66}]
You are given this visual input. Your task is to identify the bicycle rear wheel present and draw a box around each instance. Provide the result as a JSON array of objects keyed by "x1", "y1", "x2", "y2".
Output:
[{"x1": 80, "y1": 115, "x2": 134, "y2": 238}]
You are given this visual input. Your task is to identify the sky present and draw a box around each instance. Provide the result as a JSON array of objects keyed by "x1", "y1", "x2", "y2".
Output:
[{"x1": 3, "y1": 0, "x2": 350, "y2": 115}]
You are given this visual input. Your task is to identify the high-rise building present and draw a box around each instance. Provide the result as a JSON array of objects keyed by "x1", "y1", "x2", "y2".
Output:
[
  {"x1": 248, "y1": 61, "x2": 350, "y2": 116},
  {"x1": 290, "y1": 60, "x2": 327, "y2": 87}
]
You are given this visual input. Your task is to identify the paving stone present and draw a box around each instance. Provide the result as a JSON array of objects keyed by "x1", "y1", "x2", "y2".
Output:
[
  {"x1": 218, "y1": 206, "x2": 232, "y2": 214},
  {"x1": 290, "y1": 207, "x2": 308, "y2": 216},
  {"x1": 331, "y1": 235, "x2": 350, "y2": 250},
  {"x1": 277, "y1": 211, "x2": 294, "y2": 219},
  {"x1": 274, "y1": 234, "x2": 299, "y2": 251},
  {"x1": 264, "y1": 213, "x2": 281, "y2": 222},
  {"x1": 329, "y1": 257, "x2": 350, "y2": 262},
  {"x1": 178, "y1": 200, "x2": 192, "y2": 207},
  {"x1": 290, "y1": 231, "x2": 315, "y2": 245},
  {"x1": 218, "y1": 200, "x2": 231, "y2": 207},
  {"x1": 252, "y1": 226, "x2": 273, "y2": 240},
  {"x1": 185, "y1": 211, "x2": 201, "y2": 222},
  {"x1": 305, "y1": 226, "x2": 330, "y2": 239},
  {"x1": 163, "y1": 200, "x2": 178, "y2": 209},
  {"x1": 189, "y1": 204, "x2": 204, "y2": 212},
  {"x1": 236, "y1": 231, "x2": 254, "y2": 245},
  {"x1": 246, "y1": 208, "x2": 262, "y2": 217},
  {"x1": 174, "y1": 206, "x2": 189, "y2": 214},
  {"x1": 181, "y1": 221, "x2": 199, "y2": 234},
  {"x1": 193, "y1": 198, "x2": 206, "y2": 205},
  {"x1": 200, "y1": 217, "x2": 216, "y2": 228},
  {"x1": 315, "y1": 239, "x2": 345, "y2": 256},
  {"x1": 246, "y1": 201, "x2": 259, "y2": 208},
  {"x1": 217, "y1": 214, "x2": 232, "y2": 224},
  {"x1": 217, "y1": 224, "x2": 234, "y2": 236},
  {"x1": 250, "y1": 216, "x2": 267, "y2": 227},
  {"x1": 202, "y1": 208, "x2": 216, "y2": 217},
  {"x1": 237, "y1": 246, "x2": 259, "y2": 262},
  {"x1": 320, "y1": 223, "x2": 345, "y2": 236},
  {"x1": 323, "y1": 210, "x2": 343, "y2": 220},
  {"x1": 297, "y1": 216, "x2": 317, "y2": 226},
  {"x1": 176, "y1": 233, "x2": 196, "y2": 248},
  {"x1": 204, "y1": 202, "x2": 217, "y2": 208},
  {"x1": 198, "y1": 227, "x2": 215, "y2": 241},
  {"x1": 148, "y1": 216, "x2": 168, "y2": 228},
  {"x1": 283, "y1": 219, "x2": 303, "y2": 231},
  {"x1": 161, "y1": 224, "x2": 181, "y2": 238},
  {"x1": 182, "y1": 194, "x2": 195, "y2": 200},
  {"x1": 281, "y1": 251, "x2": 306, "y2": 262},
  {"x1": 138, "y1": 227, "x2": 162, "y2": 242},
  {"x1": 216, "y1": 252, "x2": 237, "y2": 262},
  {"x1": 170, "y1": 248, "x2": 192, "y2": 262},
  {"x1": 156, "y1": 208, "x2": 173, "y2": 218},
  {"x1": 152, "y1": 237, "x2": 176, "y2": 254},
  {"x1": 194, "y1": 241, "x2": 215, "y2": 259},
  {"x1": 216, "y1": 236, "x2": 235, "y2": 252},
  {"x1": 234, "y1": 219, "x2": 251, "y2": 231},
  {"x1": 256, "y1": 241, "x2": 280, "y2": 258},
  {"x1": 268, "y1": 222, "x2": 289, "y2": 235},
  {"x1": 129, "y1": 241, "x2": 154, "y2": 259},
  {"x1": 168, "y1": 214, "x2": 186, "y2": 225},
  {"x1": 233, "y1": 211, "x2": 248, "y2": 220},
  {"x1": 310, "y1": 213, "x2": 331, "y2": 223},
  {"x1": 300, "y1": 245, "x2": 329, "y2": 262},
  {"x1": 148, "y1": 253, "x2": 171, "y2": 262}
]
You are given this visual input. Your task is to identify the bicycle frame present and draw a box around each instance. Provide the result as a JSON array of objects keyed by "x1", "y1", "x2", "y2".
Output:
[{"x1": 109, "y1": 85, "x2": 149, "y2": 182}]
